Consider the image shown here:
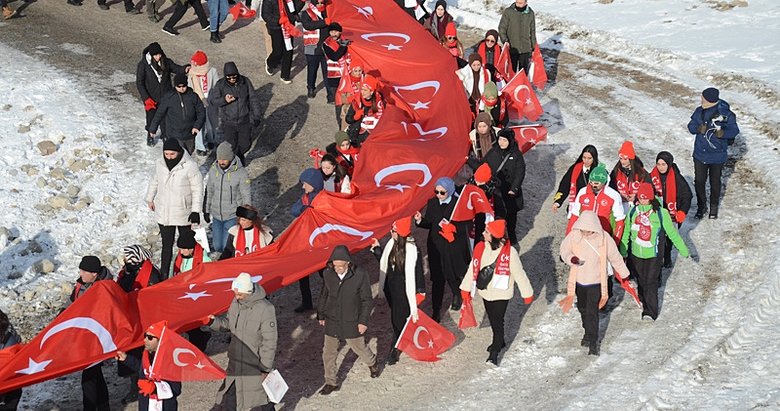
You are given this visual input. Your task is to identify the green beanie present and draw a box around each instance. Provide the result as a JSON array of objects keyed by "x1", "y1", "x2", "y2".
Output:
[
  {"x1": 334, "y1": 131, "x2": 350, "y2": 145},
  {"x1": 483, "y1": 82, "x2": 498, "y2": 99},
  {"x1": 589, "y1": 165, "x2": 608, "y2": 184}
]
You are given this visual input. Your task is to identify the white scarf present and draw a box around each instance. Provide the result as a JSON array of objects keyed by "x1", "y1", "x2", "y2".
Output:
[
  {"x1": 379, "y1": 238, "x2": 419, "y2": 322},
  {"x1": 146, "y1": 53, "x2": 163, "y2": 83}
]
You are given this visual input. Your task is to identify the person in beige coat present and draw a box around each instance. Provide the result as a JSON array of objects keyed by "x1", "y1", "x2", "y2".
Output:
[
  {"x1": 559, "y1": 210, "x2": 630, "y2": 356},
  {"x1": 208, "y1": 273, "x2": 277, "y2": 411},
  {"x1": 145, "y1": 139, "x2": 204, "y2": 278},
  {"x1": 460, "y1": 219, "x2": 533, "y2": 366}
]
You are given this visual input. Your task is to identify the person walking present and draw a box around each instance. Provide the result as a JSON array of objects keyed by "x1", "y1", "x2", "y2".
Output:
[
  {"x1": 460, "y1": 219, "x2": 533, "y2": 366},
  {"x1": 291, "y1": 168, "x2": 324, "y2": 312},
  {"x1": 498, "y1": 0, "x2": 536, "y2": 74},
  {"x1": 145, "y1": 139, "x2": 204, "y2": 278},
  {"x1": 300, "y1": 0, "x2": 330, "y2": 98},
  {"x1": 220, "y1": 205, "x2": 273, "y2": 260},
  {"x1": 149, "y1": 73, "x2": 206, "y2": 155},
  {"x1": 650, "y1": 151, "x2": 693, "y2": 268},
  {"x1": 187, "y1": 50, "x2": 220, "y2": 154},
  {"x1": 559, "y1": 210, "x2": 630, "y2": 355},
  {"x1": 162, "y1": 0, "x2": 210, "y2": 36},
  {"x1": 204, "y1": 142, "x2": 251, "y2": 253},
  {"x1": 320, "y1": 153, "x2": 351, "y2": 194},
  {"x1": 481, "y1": 128, "x2": 525, "y2": 245},
  {"x1": 567, "y1": 164, "x2": 625, "y2": 244},
  {"x1": 370, "y1": 217, "x2": 425, "y2": 365},
  {"x1": 609, "y1": 140, "x2": 651, "y2": 210},
  {"x1": 207, "y1": 273, "x2": 277, "y2": 411},
  {"x1": 686, "y1": 87, "x2": 740, "y2": 219},
  {"x1": 261, "y1": 0, "x2": 303, "y2": 84},
  {"x1": 552, "y1": 145, "x2": 599, "y2": 214},
  {"x1": 207, "y1": 0, "x2": 229, "y2": 43},
  {"x1": 322, "y1": 22, "x2": 349, "y2": 106},
  {"x1": 208, "y1": 62, "x2": 262, "y2": 166},
  {"x1": 621, "y1": 183, "x2": 690, "y2": 321},
  {"x1": 136, "y1": 42, "x2": 189, "y2": 146},
  {"x1": 317, "y1": 245, "x2": 380, "y2": 395}
]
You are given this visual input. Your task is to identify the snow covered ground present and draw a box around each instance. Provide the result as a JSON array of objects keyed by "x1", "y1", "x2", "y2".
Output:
[{"x1": 2, "y1": 0, "x2": 780, "y2": 409}]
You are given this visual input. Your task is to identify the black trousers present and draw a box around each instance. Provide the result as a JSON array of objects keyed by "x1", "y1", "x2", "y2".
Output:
[
  {"x1": 325, "y1": 77, "x2": 339, "y2": 104},
  {"x1": 632, "y1": 255, "x2": 662, "y2": 320},
  {"x1": 159, "y1": 224, "x2": 192, "y2": 278},
  {"x1": 503, "y1": 194, "x2": 520, "y2": 245},
  {"x1": 165, "y1": 0, "x2": 208, "y2": 29},
  {"x1": 305, "y1": 54, "x2": 327, "y2": 91},
  {"x1": 98, "y1": 0, "x2": 135, "y2": 11},
  {"x1": 179, "y1": 137, "x2": 196, "y2": 155},
  {"x1": 82, "y1": 364, "x2": 109, "y2": 411},
  {"x1": 221, "y1": 123, "x2": 252, "y2": 165},
  {"x1": 576, "y1": 283, "x2": 601, "y2": 343},
  {"x1": 145, "y1": 108, "x2": 167, "y2": 140},
  {"x1": 266, "y1": 25, "x2": 294, "y2": 80},
  {"x1": 693, "y1": 159, "x2": 723, "y2": 211},
  {"x1": 483, "y1": 299, "x2": 509, "y2": 353},
  {"x1": 0, "y1": 389, "x2": 22, "y2": 411},
  {"x1": 664, "y1": 222, "x2": 683, "y2": 267},
  {"x1": 509, "y1": 49, "x2": 532, "y2": 75},
  {"x1": 384, "y1": 281, "x2": 412, "y2": 343},
  {"x1": 429, "y1": 250, "x2": 463, "y2": 315}
]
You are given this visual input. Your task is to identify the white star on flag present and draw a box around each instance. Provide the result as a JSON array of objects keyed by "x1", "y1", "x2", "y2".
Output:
[
  {"x1": 194, "y1": 362, "x2": 206, "y2": 369},
  {"x1": 385, "y1": 183, "x2": 409, "y2": 192},
  {"x1": 383, "y1": 44, "x2": 403, "y2": 51},
  {"x1": 410, "y1": 101, "x2": 429, "y2": 110},
  {"x1": 179, "y1": 291, "x2": 212, "y2": 301},
  {"x1": 16, "y1": 358, "x2": 52, "y2": 375}
]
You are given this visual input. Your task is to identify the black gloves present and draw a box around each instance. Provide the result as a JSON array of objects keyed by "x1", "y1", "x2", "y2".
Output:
[
  {"x1": 188, "y1": 212, "x2": 200, "y2": 225},
  {"x1": 203, "y1": 213, "x2": 211, "y2": 223},
  {"x1": 697, "y1": 124, "x2": 707, "y2": 134}
]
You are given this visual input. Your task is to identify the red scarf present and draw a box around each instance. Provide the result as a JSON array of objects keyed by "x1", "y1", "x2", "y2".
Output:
[
  {"x1": 615, "y1": 168, "x2": 641, "y2": 200},
  {"x1": 278, "y1": 0, "x2": 301, "y2": 50},
  {"x1": 131, "y1": 260, "x2": 154, "y2": 290},
  {"x1": 568, "y1": 162, "x2": 584, "y2": 203},
  {"x1": 235, "y1": 226, "x2": 261, "y2": 257},
  {"x1": 481, "y1": 96, "x2": 497, "y2": 107},
  {"x1": 651, "y1": 167, "x2": 678, "y2": 215},
  {"x1": 471, "y1": 241, "x2": 511, "y2": 288},
  {"x1": 447, "y1": 42, "x2": 459, "y2": 57},
  {"x1": 476, "y1": 41, "x2": 496, "y2": 66},
  {"x1": 173, "y1": 244, "x2": 204, "y2": 276},
  {"x1": 141, "y1": 350, "x2": 161, "y2": 400}
]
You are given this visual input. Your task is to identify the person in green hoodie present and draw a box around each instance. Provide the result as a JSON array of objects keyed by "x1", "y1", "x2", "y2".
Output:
[{"x1": 621, "y1": 182, "x2": 689, "y2": 321}]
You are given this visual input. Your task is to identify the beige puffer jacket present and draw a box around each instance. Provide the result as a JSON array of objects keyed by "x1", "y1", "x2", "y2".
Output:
[{"x1": 145, "y1": 151, "x2": 203, "y2": 226}]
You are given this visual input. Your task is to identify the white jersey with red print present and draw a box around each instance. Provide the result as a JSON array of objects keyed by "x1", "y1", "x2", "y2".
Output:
[{"x1": 567, "y1": 185, "x2": 626, "y2": 242}]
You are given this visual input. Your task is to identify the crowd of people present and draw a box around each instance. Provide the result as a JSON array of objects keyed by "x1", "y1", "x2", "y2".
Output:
[{"x1": 0, "y1": 0, "x2": 742, "y2": 410}]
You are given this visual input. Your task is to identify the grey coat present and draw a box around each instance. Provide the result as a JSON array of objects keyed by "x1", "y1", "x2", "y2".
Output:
[
  {"x1": 204, "y1": 158, "x2": 251, "y2": 221},
  {"x1": 317, "y1": 246, "x2": 373, "y2": 339},
  {"x1": 210, "y1": 285, "x2": 277, "y2": 410},
  {"x1": 498, "y1": 5, "x2": 536, "y2": 54}
]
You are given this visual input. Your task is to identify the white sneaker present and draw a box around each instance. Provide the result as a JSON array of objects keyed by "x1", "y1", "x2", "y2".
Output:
[
  {"x1": 280, "y1": 77, "x2": 292, "y2": 84},
  {"x1": 265, "y1": 63, "x2": 273, "y2": 76}
]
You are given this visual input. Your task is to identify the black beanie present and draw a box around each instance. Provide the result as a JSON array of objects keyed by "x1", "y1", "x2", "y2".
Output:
[
  {"x1": 163, "y1": 138, "x2": 183, "y2": 153},
  {"x1": 177, "y1": 230, "x2": 197, "y2": 249},
  {"x1": 236, "y1": 206, "x2": 258, "y2": 220},
  {"x1": 328, "y1": 22, "x2": 343, "y2": 33},
  {"x1": 174, "y1": 73, "x2": 188, "y2": 87},
  {"x1": 702, "y1": 87, "x2": 719, "y2": 103},
  {"x1": 79, "y1": 256, "x2": 102, "y2": 273},
  {"x1": 147, "y1": 42, "x2": 163, "y2": 56}
]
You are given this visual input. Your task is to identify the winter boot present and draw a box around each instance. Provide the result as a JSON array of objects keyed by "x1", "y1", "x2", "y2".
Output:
[
  {"x1": 580, "y1": 337, "x2": 590, "y2": 347},
  {"x1": 708, "y1": 205, "x2": 718, "y2": 219},
  {"x1": 694, "y1": 207, "x2": 707, "y2": 219},
  {"x1": 450, "y1": 294, "x2": 462, "y2": 311},
  {"x1": 588, "y1": 341, "x2": 600, "y2": 356},
  {"x1": 486, "y1": 351, "x2": 499, "y2": 366},
  {"x1": 368, "y1": 363, "x2": 381, "y2": 378},
  {"x1": 210, "y1": 31, "x2": 222, "y2": 43},
  {"x1": 386, "y1": 348, "x2": 400, "y2": 365},
  {"x1": 3, "y1": 6, "x2": 17, "y2": 19}
]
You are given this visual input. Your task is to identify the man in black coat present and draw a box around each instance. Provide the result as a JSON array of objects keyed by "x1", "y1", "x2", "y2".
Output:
[
  {"x1": 482, "y1": 128, "x2": 525, "y2": 244},
  {"x1": 317, "y1": 245, "x2": 379, "y2": 395},
  {"x1": 261, "y1": 0, "x2": 303, "y2": 83},
  {"x1": 136, "y1": 42, "x2": 188, "y2": 146},
  {"x1": 149, "y1": 73, "x2": 205, "y2": 155},
  {"x1": 208, "y1": 62, "x2": 261, "y2": 165}
]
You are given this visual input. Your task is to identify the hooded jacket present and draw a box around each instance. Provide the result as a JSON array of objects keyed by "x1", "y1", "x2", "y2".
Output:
[
  {"x1": 290, "y1": 168, "x2": 324, "y2": 217},
  {"x1": 69, "y1": 267, "x2": 113, "y2": 302},
  {"x1": 483, "y1": 136, "x2": 526, "y2": 209},
  {"x1": 204, "y1": 156, "x2": 251, "y2": 221},
  {"x1": 135, "y1": 43, "x2": 187, "y2": 103},
  {"x1": 653, "y1": 151, "x2": 693, "y2": 217},
  {"x1": 621, "y1": 203, "x2": 690, "y2": 260},
  {"x1": 317, "y1": 246, "x2": 373, "y2": 339},
  {"x1": 686, "y1": 99, "x2": 740, "y2": 164},
  {"x1": 145, "y1": 151, "x2": 204, "y2": 226},
  {"x1": 149, "y1": 87, "x2": 206, "y2": 141},
  {"x1": 210, "y1": 285, "x2": 277, "y2": 409},
  {"x1": 207, "y1": 63, "x2": 262, "y2": 127}
]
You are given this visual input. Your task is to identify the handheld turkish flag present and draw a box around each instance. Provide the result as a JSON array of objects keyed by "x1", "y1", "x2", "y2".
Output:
[
  {"x1": 395, "y1": 311, "x2": 456, "y2": 362},
  {"x1": 508, "y1": 124, "x2": 548, "y2": 154},
  {"x1": 458, "y1": 300, "x2": 478, "y2": 330},
  {"x1": 528, "y1": 45, "x2": 547, "y2": 90},
  {"x1": 614, "y1": 274, "x2": 642, "y2": 308},
  {"x1": 151, "y1": 326, "x2": 226, "y2": 382},
  {"x1": 334, "y1": 68, "x2": 355, "y2": 106},
  {"x1": 495, "y1": 42, "x2": 515, "y2": 83},
  {"x1": 449, "y1": 184, "x2": 494, "y2": 222},
  {"x1": 501, "y1": 69, "x2": 544, "y2": 122}
]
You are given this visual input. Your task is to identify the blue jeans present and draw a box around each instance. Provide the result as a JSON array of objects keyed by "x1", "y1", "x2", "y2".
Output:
[
  {"x1": 208, "y1": 0, "x2": 229, "y2": 32},
  {"x1": 211, "y1": 217, "x2": 236, "y2": 253}
]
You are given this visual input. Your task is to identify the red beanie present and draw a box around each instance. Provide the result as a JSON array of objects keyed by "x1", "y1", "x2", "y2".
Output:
[
  {"x1": 486, "y1": 219, "x2": 506, "y2": 239},
  {"x1": 619, "y1": 140, "x2": 636, "y2": 160},
  {"x1": 393, "y1": 217, "x2": 413, "y2": 237},
  {"x1": 474, "y1": 163, "x2": 492, "y2": 184},
  {"x1": 445, "y1": 22, "x2": 457, "y2": 38},
  {"x1": 637, "y1": 182, "x2": 655, "y2": 201},
  {"x1": 362, "y1": 74, "x2": 378, "y2": 92},
  {"x1": 191, "y1": 50, "x2": 208, "y2": 66},
  {"x1": 145, "y1": 320, "x2": 168, "y2": 338},
  {"x1": 350, "y1": 56, "x2": 364, "y2": 71}
]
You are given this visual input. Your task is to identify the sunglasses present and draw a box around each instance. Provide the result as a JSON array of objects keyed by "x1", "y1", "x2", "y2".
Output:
[
  {"x1": 144, "y1": 334, "x2": 158, "y2": 341},
  {"x1": 226, "y1": 74, "x2": 238, "y2": 79},
  {"x1": 446, "y1": 36, "x2": 456, "y2": 40},
  {"x1": 434, "y1": 189, "x2": 447, "y2": 195}
]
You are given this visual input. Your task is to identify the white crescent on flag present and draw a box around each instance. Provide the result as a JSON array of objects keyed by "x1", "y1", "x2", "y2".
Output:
[
  {"x1": 374, "y1": 163, "x2": 433, "y2": 192},
  {"x1": 412, "y1": 326, "x2": 433, "y2": 349},
  {"x1": 172, "y1": 348, "x2": 196, "y2": 367},
  {"x1": 41, "y1": 317, "x2": 117, "y2": 353},
  {"x1": 401, "y1": 122, "x2": 448, "y2": 141},
  {"x1": 360, "y1": 32, "x2": 411, "y2": 51},
  {"x1": 309, "y1": 224, "x2": 374, "y2": 246}
]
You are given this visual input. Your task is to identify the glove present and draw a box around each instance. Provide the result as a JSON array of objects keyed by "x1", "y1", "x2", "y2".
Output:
[
  {"x1": 675, "y1": 210, "x2": 686, "y2": 224},
  {"x1": 325, "y1": 17, "x2": 332, "y2": 25},
  {"x1": 523, "y1": 295, "x2": 534, "y2": 305},
  {"x1": 715, "y1": 129, "x2": 724, "y2": 138},
  {"x1": 144, "y1": 98, "x2": 157, "y2": 111},
  {"x1": 203, "y1": 213, "x2": 211, "y2": 223},
  {"x1": 353, "y1": 109, "x2": 364, "y2": 121},
  {"x1": 438, "y1": 222, "x2": 456, "y2": 243},
  {"x1": 137, "y1": 379, "x2": 156, "y2": 396},
  {"x1": 570, "y1": 256, "x2": 581, "y2": 265},
  {"x1": 697, "y1": 124, "x2": 707, "y2": 134},
  {"x1": 460, "y1": 290, "x2": 471, "y2": 305},
  {"x1": 558, "y1": 295, "x2": 574, "y2": 314},
  {"x1": 415, "y1": 293, "x2": 425, "y2": 306},
  {"x1": 188, "y1": 212, "x2": 200, "y2": 225}
]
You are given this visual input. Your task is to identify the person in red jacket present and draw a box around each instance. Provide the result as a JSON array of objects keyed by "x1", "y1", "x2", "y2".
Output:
[
  {"x1": 567, "y1": 164, "x2": 626, "y2": 244},
  {"x1": 345, "y1": 75, "x2": 384, "y2": 145},
  {"x1": 609, "y1": 140, "x2": 651, "y2": 209},
  {"x1": 475, "y1": 29, "x2": 501, "y2": 80}
]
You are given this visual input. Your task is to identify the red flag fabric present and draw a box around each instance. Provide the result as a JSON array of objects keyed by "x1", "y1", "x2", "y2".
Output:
[
  {"x1": 0, "y1": 0, "x2": 472, "y2": 391},
  {"x1": 501, "y1": 69, "x2": 544, "y2": 122},
  {"x1": 529, "y1": 45, "x2": 547, "y2": 90},
  {"x1": 0, "y1": 281, "x2": 140, "y2": 393},
  {"x1": 495, "y1": 42, "x2": 514, "y2": 83},
  {"x1": 508, "y1": 124, "x2": 548, "y2": 154},
  {"x1": 614, "y1": 273, "x2": 642, "y2": 308},
  {"x1": 458, "y1": 300, "x2": 478, "y2": 330},
  {"x1": 151, "y1": 327, "x2": 226, "y2": 382},
  {"x1": 450, "y1": 184, "x2": 494, "y2": 222},
  {"x1": 395, "y1": 311, "x2": 456, "y2": 362}
]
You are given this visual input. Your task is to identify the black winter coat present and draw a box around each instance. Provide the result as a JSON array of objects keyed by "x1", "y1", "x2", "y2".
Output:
[
  {"x1": 135, "y1": 46, "x2": 186, "y2": 103},
  {"x1": 150, "y1": 88, "x2": 206, "y2": 140},
  {"x1": 658, "y1": 165, "x2": 693, "y2": 216},
  {"x1": 317, "y1": 248, "x2": 373, "y2": 340},
  {"x1": 416, "y1": 195, "x2": 472, "y2": 281},
  {"x1": 207, "y1": 76, "x2": 261, "y2": 126},
  {"x1": 483, "y1": 140, "x2": 526, "y2": 209},
  {"x1": 70, "y1": 267, "x2": 113, "y2": 302},
  {"x1": 117, "y1": 262, "x2": 163, "y2": 292},
  {"x1": 261, "y1": 0, "x2": 303, "y2": 30},
  {"x1": 299, "y1": 5, "x2": 329, "y2": 55}
]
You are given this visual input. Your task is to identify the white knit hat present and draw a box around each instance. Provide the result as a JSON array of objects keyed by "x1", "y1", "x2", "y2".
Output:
[{"x1": 231, "y1": 273, "x2": 254, "y2": 294}]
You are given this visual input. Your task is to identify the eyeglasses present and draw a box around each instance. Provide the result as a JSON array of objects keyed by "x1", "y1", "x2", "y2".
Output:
[
  {"x1": 434, "y1": 189, "x2": 447, "y2": 195},
  {"x1": 226, "y1": 74, "x2": 238, "y2": 79},
  {"x1": 446, "y1": 36, "x2": 456, "y2": 40},
  {"x1": 144, "y1": 334, "x2": 158, "y2": 341}
]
